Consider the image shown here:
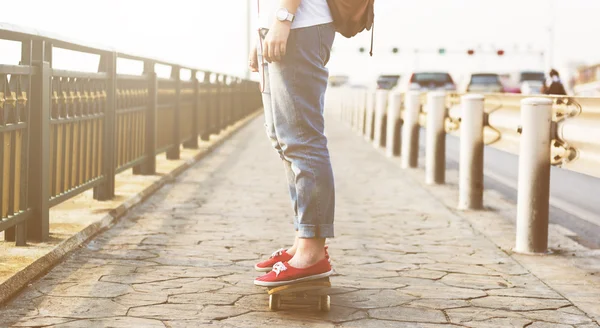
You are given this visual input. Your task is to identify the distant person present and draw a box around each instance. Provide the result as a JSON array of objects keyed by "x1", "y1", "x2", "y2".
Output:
[{"x1": 543, "y1": 69, "x2": 567, "y2": 95}]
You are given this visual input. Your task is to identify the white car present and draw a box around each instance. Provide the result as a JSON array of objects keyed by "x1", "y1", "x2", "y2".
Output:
[
  {"x1": 520, "y1": 81, "x2": 544, "y2": 95},
  {"x1": 396, "y1": 71, "x2": 456, "y2": 93},
  {"x1": 460, "y1": 73, "x2": 504, "y2": 94}
]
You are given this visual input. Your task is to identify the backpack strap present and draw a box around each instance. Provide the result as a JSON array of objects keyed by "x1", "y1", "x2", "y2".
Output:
[{"x1": 369, "y1": 21, "x2": 374, "y2": 57}]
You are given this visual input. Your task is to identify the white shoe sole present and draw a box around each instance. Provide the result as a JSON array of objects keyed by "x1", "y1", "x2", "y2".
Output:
[
  {"x1": 254, "y1": 269, "x2": 334, "y2": 287},
  {"x1": 254, "y1": 265, "x2": 273, "y2": 272},
  {"x1": 254, "y1": 257, "x2": 331, "y2": 273}
]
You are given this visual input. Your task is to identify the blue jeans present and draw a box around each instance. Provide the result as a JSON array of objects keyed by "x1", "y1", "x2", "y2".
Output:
[{"x1": 258, "y1": 23, "x2": 336, "y2": 239}]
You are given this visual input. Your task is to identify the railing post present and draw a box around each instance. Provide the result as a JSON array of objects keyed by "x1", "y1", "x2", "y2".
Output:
[
  {"x1": 134, "y1": 61, "x2": 157, "y2": 175},
  {"x1": 401, "y1": 91, "x2": 421, "y2": 169},
  {"x1": 183, "y1": 70, "x2": 199, "y2": 149},
  {"x1": 425, "y1": 91, "x2": 447, "y2": 185},
  {"x1": 93, "y1": 52, "x2": 116, "y2": 201},
  {"x1": 27, "y1": 40, "x2": 51, "y2": 241},
  {"x1": 200, "y1": 72, "x2": 211, "y2": 141},
  {"x1": 458, "y1": 94, "x2": 485, "y2": 210},
  {"x1": 212, "y1": 74, "x2": 221, "y2": 135},
  {"x1": 386, "y1": 90, "x2": 402, "y2": 157},
  {"x1": 373, "y1": 89, "x2": 388, "y2": 148},
  {"x1": 167, "y1": 65, "x2": 181, "y2": 159},
  {"x1": 515, "y1": 98, "x2": 553, "y2": 254}
]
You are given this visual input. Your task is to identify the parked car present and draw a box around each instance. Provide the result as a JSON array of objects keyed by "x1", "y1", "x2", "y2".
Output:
[
  {"x1": 376, "y1": 74, "x2": 401, "y2": 90},
  {"x1": 499, "y1": 74, "x2": 521, "y2": 94},
  {"x1": 461, "y1": 73, "x2": 504, "y2": 93},
  {"x1": 501, "y1": 70, "x2": 546, "y2": 93},
  {"x1": 521, "y1": 81, "x2": 544, "y2": 95},
  {"x1": 397, "y1": 71, "x2": 456, "y2": 92},
  {"x1": 328, "y1": 75, "x2": 349, "y2": 87}
]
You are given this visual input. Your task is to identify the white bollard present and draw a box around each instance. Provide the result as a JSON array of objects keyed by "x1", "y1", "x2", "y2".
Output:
[
  {"x1": 349, "y1": 90, "x2": 356, "y2": 128},
  {"x1": 515, "y1": 98, "x2": 553, "y2": 254},
  {"x1": 356, "y1": 90, "x2": 366, "y2": 135},
  {"x1": 364, "y1": 90, "x2": 376, "y2": 141},
  {"x1": 458, "y1": 94, "x2": 485, "y2": 210},
  {"x1": 385, "y1": 91, "x2": 402, "y2": 157},
  {"x1": 373, "y1": 90, "x2": 389, "y2": 148},
  {"x1": 425, "y1": 91, "x2": 447, "y2": 185},
  {"x1": 401, "y1": 91, "x2": 421, "y2": 169},
  {"x1": 353, "y1": 91, "x2": 360, "y2": 132}
]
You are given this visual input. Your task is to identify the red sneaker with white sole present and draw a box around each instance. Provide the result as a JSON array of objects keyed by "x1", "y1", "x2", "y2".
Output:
[
  {"x1": 254, "y1": 258, "x2": 333, "y2": 287},
  {"x1": 255, "y1": 246, "x2": 331, "y2": 272}
]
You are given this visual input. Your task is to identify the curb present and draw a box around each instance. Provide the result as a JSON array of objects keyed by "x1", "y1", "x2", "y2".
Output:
[{"x1": 0, "y1": 110, "x2": 262, "y2": 306}]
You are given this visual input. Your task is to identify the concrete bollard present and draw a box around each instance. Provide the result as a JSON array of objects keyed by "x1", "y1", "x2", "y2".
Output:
[
  {"x1": 401, "y1": 91, "x2": 421, "y2": 169},
  {"x1": 373, "y1": 90, "x2": 389, "y2": 148},
  {"x1": 354, "y1": 90, "x2": 364, "y2": 134},
  {"x1": 364, "y1": 90, "x2": 376, "y2": 141},
  {"x1": 385, "y1": 91, "x2": 402, "y2": 157},
  {"x1": 425, "y1": 91, "x2": 447, "y2": 185},
  {"x1": 458, "y1": 94, "x2": 485, "y2": 210},
  {"x1": 349, "y1": 90, "x2": 356, "y2": 128},
  {"x1": 515, "y1": 98, "x2": 553, "y2": 254},
  {"x1": 356, "y1": 90, "x2": 366, "y2": 135}
]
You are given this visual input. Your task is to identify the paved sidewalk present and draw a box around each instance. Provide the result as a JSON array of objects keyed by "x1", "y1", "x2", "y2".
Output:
[{"x1": 1, "y1": 117, "x2": 599, "y2": 327}]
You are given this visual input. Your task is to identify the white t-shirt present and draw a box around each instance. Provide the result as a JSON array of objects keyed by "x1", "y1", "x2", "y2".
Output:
[{"x1": 258, "y1": 0, "x2": 333, "y2": 29}]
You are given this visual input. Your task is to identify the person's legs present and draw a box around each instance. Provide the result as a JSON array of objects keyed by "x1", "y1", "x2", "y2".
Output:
[
  {"x1": 258, "y1": 35, "x2": 300, "y2": 256},
  {"x1": 268, "y1": 23, "x2": 336, "y2": 268}
]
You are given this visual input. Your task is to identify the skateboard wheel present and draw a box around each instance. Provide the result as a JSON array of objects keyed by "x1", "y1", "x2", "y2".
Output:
[
  {"x1": 319, "y1": 295, "x2": 330, "y2": 312},
  {"x1": 269, "y1": 294, "x2": 281, "y2": 311}
]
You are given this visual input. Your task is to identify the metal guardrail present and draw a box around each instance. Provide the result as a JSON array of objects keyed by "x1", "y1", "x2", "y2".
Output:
[
  {"x1": 327, "y1": 86, "x2": 600, "y2": 254},
  {"x1": 0, "y1": 24, "x2": 262, "y2": 246},
  {"x1": 445, "y1": 93, "x2": 600, "y2": 179},
  {"x1": 328, "y1": 87, "x2": 600, "y2": 179}
]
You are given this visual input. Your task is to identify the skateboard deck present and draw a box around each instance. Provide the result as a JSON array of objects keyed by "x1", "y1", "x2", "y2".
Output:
[{"x1": 266, "y1": 277, "x2": 331, "y2": 311}]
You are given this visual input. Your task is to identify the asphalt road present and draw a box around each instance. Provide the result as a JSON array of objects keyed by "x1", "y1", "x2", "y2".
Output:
[{"x1": 418, "y1": 130, "x2": 600, "y2": 249}]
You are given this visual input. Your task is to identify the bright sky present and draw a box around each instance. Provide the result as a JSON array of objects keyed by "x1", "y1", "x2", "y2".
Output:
[{"x1": 1, "y1": 0, "x2": 599, "y2": 84}]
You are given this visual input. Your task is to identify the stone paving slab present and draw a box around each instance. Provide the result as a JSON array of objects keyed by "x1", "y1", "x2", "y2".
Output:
[{"x1": 0, "y1": 117, "x2": 599, "y2": 327}]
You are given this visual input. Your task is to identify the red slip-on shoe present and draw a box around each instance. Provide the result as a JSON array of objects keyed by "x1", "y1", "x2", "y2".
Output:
[
  {"x1": 254, "y1": 248, "x2": 293, "y2": 272},
  {"x1": 254, "y1": 258, "x2": 333, "y2": 287},
  {"x1": 255, "y1": 246, "x2": 331, "y2": 272}
]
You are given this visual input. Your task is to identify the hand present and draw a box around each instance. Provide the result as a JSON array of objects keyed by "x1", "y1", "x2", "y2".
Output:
[
  {"x1": 263, "y1": 21, "x2": 291, "y2": 63},
  {"x1": 248, "y1": 45, "x2": 258, "y2": 72}
]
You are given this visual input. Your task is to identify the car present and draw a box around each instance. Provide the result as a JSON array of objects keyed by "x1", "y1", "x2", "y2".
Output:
[
  {"x1": 397, "y1": 71, "x2": 456, "y2": 93},
  {"x1": 520, "y1": 81, "x2": 544, "y2": 95},
  {"x1": 461, "y1": 73, "x2": 504, "y2": 93},
  {"x1": 501, "y1": 70, "x2": 546, "y2": 93},
  {"x1": 328, "y1": 75, "x2": 349, "y2": 87},
  {"x1": 499, "y1": 74, "x2": 521, "y2": 94},
  {"x1": 376, "y1": 74, "x2": 401, "y2": 90},
  {"x1": 518, "y1": 71, "x2": 546, "y2": 83}
]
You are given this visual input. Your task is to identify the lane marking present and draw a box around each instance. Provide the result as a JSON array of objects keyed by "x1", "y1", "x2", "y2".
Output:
[{"x1": 483, "y1": 169, "x2": 600, "y2": 227}]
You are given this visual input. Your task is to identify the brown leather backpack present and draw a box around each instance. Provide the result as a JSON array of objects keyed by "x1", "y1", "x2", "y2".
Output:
[{"x1": 326, "y1": 0, "x2": 375, "y2": 55}]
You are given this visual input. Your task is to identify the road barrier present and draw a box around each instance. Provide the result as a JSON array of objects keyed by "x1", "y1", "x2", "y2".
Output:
[
  {"x1": 327, "y1": 85, "x2": 600, "y2": 254},
  {"x1": 0, "y1": 24, "x2": 262, "y2": 246}
]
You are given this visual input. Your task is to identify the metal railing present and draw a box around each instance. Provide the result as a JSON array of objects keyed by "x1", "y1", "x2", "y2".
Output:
[
  {"x1": 0, "y1": 24, "x2": 262, "y2": 246},
  {"x1": 327, "y1": 86, "x2": 600, "y2": 254}
]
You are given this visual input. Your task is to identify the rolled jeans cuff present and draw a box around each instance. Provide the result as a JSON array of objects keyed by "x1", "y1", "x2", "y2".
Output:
[{"x1": 295, "y1": 223, "x2": 335, "y2": 239}]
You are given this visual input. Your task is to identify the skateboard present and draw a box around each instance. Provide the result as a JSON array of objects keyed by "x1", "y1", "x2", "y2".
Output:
[{"x1": 266, "y1": 277, "x2": 332, "y2": 312}]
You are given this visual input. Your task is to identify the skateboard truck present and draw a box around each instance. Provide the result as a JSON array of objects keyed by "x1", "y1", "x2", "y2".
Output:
[{"x1": 266, "y1": 277, "x2": 331, "y2": 312}]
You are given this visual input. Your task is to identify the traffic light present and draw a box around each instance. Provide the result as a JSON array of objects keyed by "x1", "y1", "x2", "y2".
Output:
[
  {"x1": 497, "y1": 50, "x2": 505, "y2": 56},
  {"x1": 438, "y1": 48, "x2": 446, "y2": 55},
  {"x1": 467, "y1": 49, "x2": 475, "y2": 55}
]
